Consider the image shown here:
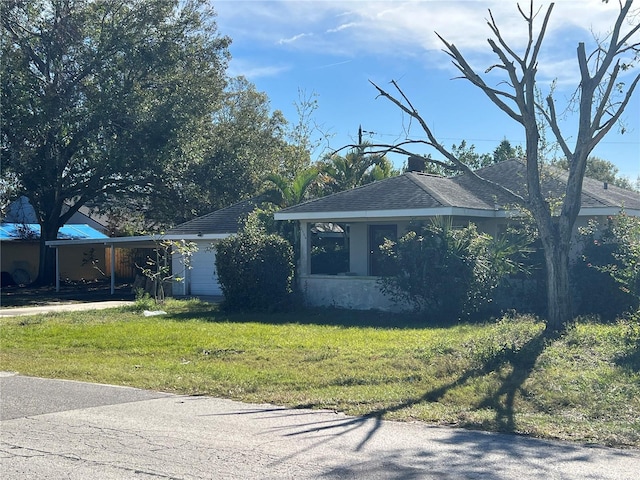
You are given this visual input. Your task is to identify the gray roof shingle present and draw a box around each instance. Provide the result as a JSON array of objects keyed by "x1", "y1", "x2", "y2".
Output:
[
  {"x1": 278, "y1": 159, "x2": 640, "y2": 217},
  {"x1": 166, "y1": 198, "x2": 262, "y2": 235}
]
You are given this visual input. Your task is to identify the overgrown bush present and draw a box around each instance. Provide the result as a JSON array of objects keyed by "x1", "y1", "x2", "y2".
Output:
[
  {"x1": 215, "y1": 232, "x2": 295, "y2": 311},
  {"x1": 492, "y1": 238, "x2": 547, "y2": 316},
  {"x1": 574, "y1": 213, "x2": 640, "y2": 320},
  {"x1": 378, "y1": 218, "x2": 532, "y2": 321}
]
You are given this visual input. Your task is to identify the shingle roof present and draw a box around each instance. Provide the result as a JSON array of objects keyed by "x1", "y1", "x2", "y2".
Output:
[
  {"x1": 277, "y1": 159, "x2": 640, "y2": 218},
  {"x1": 276, "y1": 174, "x2": 449, "y2": 214},
  {"x1": 166, "y1": 197, "x2": 262, "y2": 235}
]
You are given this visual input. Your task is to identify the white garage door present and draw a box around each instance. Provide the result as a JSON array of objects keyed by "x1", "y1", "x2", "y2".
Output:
[{"x1": 190, "y1": 243, "x2": 221, "y2": 296}]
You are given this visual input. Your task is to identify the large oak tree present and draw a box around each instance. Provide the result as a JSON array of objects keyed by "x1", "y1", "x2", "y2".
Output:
[
  {"x1": 104, "y1": 76, "x2": 293, "y2": 230},
  {"x1": 1, "y1": 0, "x2": 230, "y2": 283},
  {"x1": 368, "y1": 1, "x2": 639, "y2": 331}
]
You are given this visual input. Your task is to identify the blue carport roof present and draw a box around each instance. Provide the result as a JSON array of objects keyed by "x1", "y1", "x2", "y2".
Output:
[{"x1": 0, "y1": 223, "x2": 109, "y2": 241}]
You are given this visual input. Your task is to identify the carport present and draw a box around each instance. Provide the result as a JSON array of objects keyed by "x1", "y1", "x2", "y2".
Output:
[
  {"x1": 46, "y1": 236, "x2": 155, "y2": 294},
  {"x1": 45, "y1": 234, "x2": 225, "y2": 295},
  {"x1": 46, "y1": 198, "x2": 260, "y2": 297}
]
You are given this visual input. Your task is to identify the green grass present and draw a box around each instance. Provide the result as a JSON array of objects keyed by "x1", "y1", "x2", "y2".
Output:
[{"x1": 1, "y1": 299, "x2": 639, "y2": 448}]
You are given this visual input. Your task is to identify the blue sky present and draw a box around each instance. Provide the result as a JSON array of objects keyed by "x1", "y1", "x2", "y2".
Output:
[{"x1": 213, "y1": 1, "x2": 640, "y2": 180}]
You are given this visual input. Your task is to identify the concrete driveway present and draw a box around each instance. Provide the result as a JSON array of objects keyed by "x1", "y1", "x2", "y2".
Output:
[
  {"x1": 1, "y1": 373, "x2": 638, "y2": 479},
  {"x1": 0, "y1": 301, "x2": 134, "y2": 317}
]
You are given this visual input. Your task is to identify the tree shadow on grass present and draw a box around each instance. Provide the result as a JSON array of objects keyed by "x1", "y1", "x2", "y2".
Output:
[
  {"x1": 167, "y1": 305, "x2": 481, "y2": 330},
  {"x1": 202, "y1": 329, "x2": 585, "y2": 479},
  {"x1": 615, "y1": 340, "x2": 640, "y2": 373},
  {"x1": 276, "y1": 329, "x2": 552, "y2": 446}
]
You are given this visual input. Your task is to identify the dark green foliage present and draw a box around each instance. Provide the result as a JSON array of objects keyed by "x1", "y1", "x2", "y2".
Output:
[
  {"x1": 492, "y1": 241, "x2": 547, "y2": 316},
  {"x1": 492, "y1": 139, "x2": 524, "y2": 163},
  {"x1": 215, "y1": 233, "x2": 295, "y2": 311},
  {"x1": 378, "y1": 218, "x2": 534, "y2": 321},
  {"x1": 183, "y1": 77, "x2": 291, "y2": 218},
  {"x1": 319, "y1": 144, "x2": 397, "y2": 194},
  {"x1": 553, "y1": 156, "x2": 634, "y2": 190},
  {"x1": 380, "y1": 221, "x2": 474, "y2": 319},
  {"x1": 573, "y1": 214, "x2": 640, "y2": 320}
]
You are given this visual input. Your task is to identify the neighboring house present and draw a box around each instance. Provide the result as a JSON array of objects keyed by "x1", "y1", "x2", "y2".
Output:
[
  {"x1": 274, "y1": 159, "x2": 640, "y2": 311},
  {"x1": 1, "y1": 196, "x2": 111, "y2": 285},
  {"x1": 4, "y1": 195, "x2": 110, "y2": 235},
  {"x1": 1, "y1": 223, "x2": 109, "y2": 285},
  {"x1": 168, "y1": 197, "x2": 263, "y2": 297},
  {"x1": 43, "y1": 197, "x2": 262, "y2": 296}
]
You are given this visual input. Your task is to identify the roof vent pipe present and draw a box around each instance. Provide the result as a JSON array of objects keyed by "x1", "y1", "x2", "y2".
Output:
[{"x1": 603, "y1": 182, "x2": 608, "y2": 190}]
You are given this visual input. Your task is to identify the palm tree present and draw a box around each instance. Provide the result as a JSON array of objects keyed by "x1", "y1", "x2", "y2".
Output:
[
  {"x1": 262, "y1": 166, "x2": 321, "y2": 255},
  {"x1": 321, "y1": 145, "x2": 396, "y2": 193},
  {"x1": 263, "y1": 166, "x2": 321, "y2": 208}
]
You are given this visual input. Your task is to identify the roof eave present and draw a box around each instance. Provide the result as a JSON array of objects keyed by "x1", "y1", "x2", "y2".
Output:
[
  {"x1": 45, "y1": 233, "x2": 232, "y2": 247},
  {"x1": 274, "y1": 205, "x2": 640, "y2": 223},
  {"x1": 274, "y1": 207, "x2": 513, "y2": 222},
  {"x1": 579, "y1": 207, "x2": 640, "y2": 217}
]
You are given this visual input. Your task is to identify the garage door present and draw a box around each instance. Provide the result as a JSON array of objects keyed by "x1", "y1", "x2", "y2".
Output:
[{"x1": 187, "y1": 243, "x2": 222, "y2": 296}]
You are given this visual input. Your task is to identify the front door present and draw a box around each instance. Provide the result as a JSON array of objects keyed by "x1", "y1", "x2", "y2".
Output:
[{"x1": 369, "y1": 225, "x2": 397, "y2": 276}]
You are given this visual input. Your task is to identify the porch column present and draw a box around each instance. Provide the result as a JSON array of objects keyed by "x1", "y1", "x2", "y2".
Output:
[
  {"x1": 110, "y1": 244, "x2": 115, "y2": 295},
  {"x1": 299, "y1": 221, "x2": 309, "y2": 276},
  {"x1": 55, "y1": 247, "x2": 60, "y2": 292}
]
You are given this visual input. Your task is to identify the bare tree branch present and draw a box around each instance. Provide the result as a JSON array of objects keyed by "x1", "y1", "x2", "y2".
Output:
[
  {"x1": 543, "y1": 95, "x2": 573, "y2": 159},
  {"x1": 528, "y1": 3, "x2": 554, "y2": 72},
  {"x1": 487, "y1": 9, "x2": 525, "y2": 70},
  {"x1": 591, "y1": 72, "x2": 640, "y2": 148},
  {"x1": 368, "y1": 80, "x2": 527, "y2": 206},
  {"x1": 436, "y1": 33, "x2": 523, "y2": 123}
]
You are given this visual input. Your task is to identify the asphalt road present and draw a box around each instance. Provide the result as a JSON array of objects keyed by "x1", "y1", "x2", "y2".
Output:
[{"x1": 1, "y1": 373, "x2": 639, "y2": 479}]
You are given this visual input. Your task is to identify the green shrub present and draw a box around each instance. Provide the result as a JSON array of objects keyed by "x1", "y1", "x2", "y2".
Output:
[
  {"x1": 378, "y1": 218, "x2": 531, "y2": 321},
  {"x1": 574, "y1": 213, "x2": 640, "y2": 320},
  {"x1": 215, "y1": 232, "x2": 295, "y2": 311}
]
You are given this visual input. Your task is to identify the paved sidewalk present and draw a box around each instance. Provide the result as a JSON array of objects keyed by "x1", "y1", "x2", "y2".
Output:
[
  {"x1": 1, "y1": 373, "x2": 639, "y2": 479},
  {"x1": 0, "y1": 301, "x2": 134, "y2": 317}
]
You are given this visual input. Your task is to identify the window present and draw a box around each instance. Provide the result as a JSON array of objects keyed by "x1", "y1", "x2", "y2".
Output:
[
  {"x1": 310, "y1": 223, "x2": 349, "y2": 274},
  {"x1": 369, "y1": 225, "x2": 397, "y2": 276}
]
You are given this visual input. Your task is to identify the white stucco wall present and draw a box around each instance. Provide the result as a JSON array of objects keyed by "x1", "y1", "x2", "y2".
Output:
[{"x1": 299, "y1": 275, "x2": 404, "y2": 311}]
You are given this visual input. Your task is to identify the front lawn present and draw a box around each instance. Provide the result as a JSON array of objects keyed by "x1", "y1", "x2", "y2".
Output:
[{"x1": 1, "y1": 299, "x2": 638, "y2": 448}]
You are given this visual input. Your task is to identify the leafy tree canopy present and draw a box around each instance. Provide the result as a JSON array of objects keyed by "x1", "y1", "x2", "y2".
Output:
[
  {"x1": 1, "y1": 0, "x2": 230, "y2": 282},
  {"x1": 552, "y1": 156, "x2": 634, "y2": 190}
]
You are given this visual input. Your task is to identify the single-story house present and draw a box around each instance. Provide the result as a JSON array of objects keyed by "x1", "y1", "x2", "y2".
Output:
[
  {"x1": 167, "y1": 197, "x2": 262, "y2": 297},
  {"x1": 2, "y1": 196, "x2": 112, "y2": 285},
  {"x1": 274, "y1": 159, "x2": 640, "y2": 311}
]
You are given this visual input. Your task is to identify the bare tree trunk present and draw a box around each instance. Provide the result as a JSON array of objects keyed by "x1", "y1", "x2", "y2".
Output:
[
  {"x1": 36, "y1": 224, "x2": 58, "y2": 286},
  {"x1": 540, "y1": 233, "x2": 572, "y2": 332}
]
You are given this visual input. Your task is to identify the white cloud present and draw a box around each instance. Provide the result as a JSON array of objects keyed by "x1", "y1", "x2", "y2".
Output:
[
  {"x1": 226, "y1": 59, "x2": 290, "y2": 80},
  {"x1": 278, "y1": 33, "x2": 313, "y2": 45},
  {"x1": 215, "y1": 1, "x2": 639, "y2": 81},
  {"x1": 326, "y1": 22, "x2": 357, "y2": 34}
]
